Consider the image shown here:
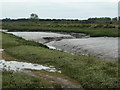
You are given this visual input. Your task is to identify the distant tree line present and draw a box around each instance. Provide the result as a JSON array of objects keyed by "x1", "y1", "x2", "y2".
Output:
[
  {"x1": 88, "y1": 17, "x2": 119, "y2": 21},
  {"x1": 0, "y1": 13, "x2": 119, "y2": 22},
  {"x1": 1, "y1": 18, "x2": 119, "y2": 22},
  {"x1": 1, "y1": 18, "x2": 80, "y2": 22}
]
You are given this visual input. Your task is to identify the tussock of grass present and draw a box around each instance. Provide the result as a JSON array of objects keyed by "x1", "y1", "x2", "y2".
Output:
[{"x1": 2, "y1": 32, "x2": 119, "y2": 88}]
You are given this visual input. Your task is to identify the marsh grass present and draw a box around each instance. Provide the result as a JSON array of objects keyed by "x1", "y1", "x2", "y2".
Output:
[
  {"x1": 2, "y1": 32, "x2": 119, "y2": 88},
  {"x1": 2, "y1": 21, "x2": 119, "y2": 37}
]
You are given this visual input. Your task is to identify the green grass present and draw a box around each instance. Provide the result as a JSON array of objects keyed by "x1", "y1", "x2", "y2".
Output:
[
  {"x1": 2, "y1": 32, "x2": 119, "y2": 88},
  {"x1": 5, "y1": 45, "x2": 119, "y2": 88},
  {"x1": 2, "y1": 21, "x2": 119, "y2": 37},
  {"x1": 2, "y1": 71, "x2": 47, "y2": 88},
  {"x1": 2, "y1": 32, "x2": 48, "y2": 49}
]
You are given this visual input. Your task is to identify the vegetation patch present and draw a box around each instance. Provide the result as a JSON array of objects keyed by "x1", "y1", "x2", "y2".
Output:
[
  {"x1": 2, "y1": 71, "x2": 47, "y2": 88},
  {"x1": 2, "y1": 32, "x2": 48, "y2": 49},
  {"x1": 2, "y1": 32, "x2": 119, "y2": 88},
  {"x1": 2, "y1": 20, "x2": 119, "y2": 37}
]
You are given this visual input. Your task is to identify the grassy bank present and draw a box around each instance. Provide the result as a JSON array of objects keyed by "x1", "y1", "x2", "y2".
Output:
[
  {"x1": 2, "y1": 21, "x2": 119, "y2": 37},
  {"x1": 2, "y1": 32, "x2": 48, "y2": 49},
  {"x1": 1, "y1": 32, "x2": 119, "y2": 88}
]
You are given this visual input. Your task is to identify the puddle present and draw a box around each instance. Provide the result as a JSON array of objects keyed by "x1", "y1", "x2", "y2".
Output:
[
  {"x1": 0, "y1": 29, "x2": 8, "y2": 32},
  {"x1": 0, "y1": 49, "x2": 61, "y2": 73},
  {"x1": 0, "y1": 59, "x2": 61, "y2": 73},
  {"x1": 47, "y1": 45, "x2": 57, "y2": 50},
  {"x1": 0, "y1": 49, "x2": 4, "y2": 52}
]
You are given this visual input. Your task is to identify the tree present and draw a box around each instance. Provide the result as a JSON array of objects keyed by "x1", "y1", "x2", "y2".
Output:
[
  {"x1": 118, "y1": 16, "x2": 120, "y2": 21},
  {"x1": 112, "y1": 17, "x2": 117, "y2": 21},
  {"x1": 88, "y1": 17, "x2": 111, "y2": 21},
  {"x1": 30, "y1": 13, "x2": 39, "y2": 19}
]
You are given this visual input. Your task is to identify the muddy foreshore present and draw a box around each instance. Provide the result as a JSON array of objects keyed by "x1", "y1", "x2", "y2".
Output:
[
  {"x1": 46, "y1": 37, "x2": 118, "y2": 61},
  {"x1": 7, "y1": 31, "x2": 118, "y2": 61}
]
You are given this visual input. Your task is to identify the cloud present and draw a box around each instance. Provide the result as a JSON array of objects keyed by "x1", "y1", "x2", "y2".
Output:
[
  {"x1": 0, "y1": 0, "x2": 119, "y2": 2},
  {"x1": 1, "y1": 0, "x2": 118, "y2": 19},
  {"x1": 118, "y1": 1, "x2": 120, "y2": 16}
]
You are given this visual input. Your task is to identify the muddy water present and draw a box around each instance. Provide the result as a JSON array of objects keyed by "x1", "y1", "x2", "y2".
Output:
[
  {"x1": 0, "y1": 59, "x2": 61, "y2": 73},
  {"x1": 8, "y1": 32, "x2": 118, "y2": 61}
]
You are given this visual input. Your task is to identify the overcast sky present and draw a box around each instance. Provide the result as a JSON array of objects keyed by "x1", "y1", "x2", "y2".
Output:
[{"x1": 0, "y1": 0, "x2": 119, "y2": 20}]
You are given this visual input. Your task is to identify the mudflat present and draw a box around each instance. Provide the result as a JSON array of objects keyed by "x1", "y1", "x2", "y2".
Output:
[
  {"x1": 8, "y1": 32, "x2": 118, "y2": 61},
  {"x1": 47, "y1": 37, "x2": 118, "y2": 61}
]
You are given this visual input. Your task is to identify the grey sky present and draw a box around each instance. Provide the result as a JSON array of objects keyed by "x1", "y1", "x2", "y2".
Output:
[
  {"x1": 0, "y1": 0, "x2": 118, "y2": 20},
  {"x1": 118, "y1": 1, "x2": 120, "y2": 16}
]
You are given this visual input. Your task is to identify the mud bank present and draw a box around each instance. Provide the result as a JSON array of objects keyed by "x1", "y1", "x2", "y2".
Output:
[
  {"x1": 46, "y1": 37, "x2": 118, "y2": 61},
  {"x1": 8, "y1": 32, "x2": 75, "y2": 44},
  {"x1": 8, "y1": 32, "x2": 118, "y2": 61}
]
